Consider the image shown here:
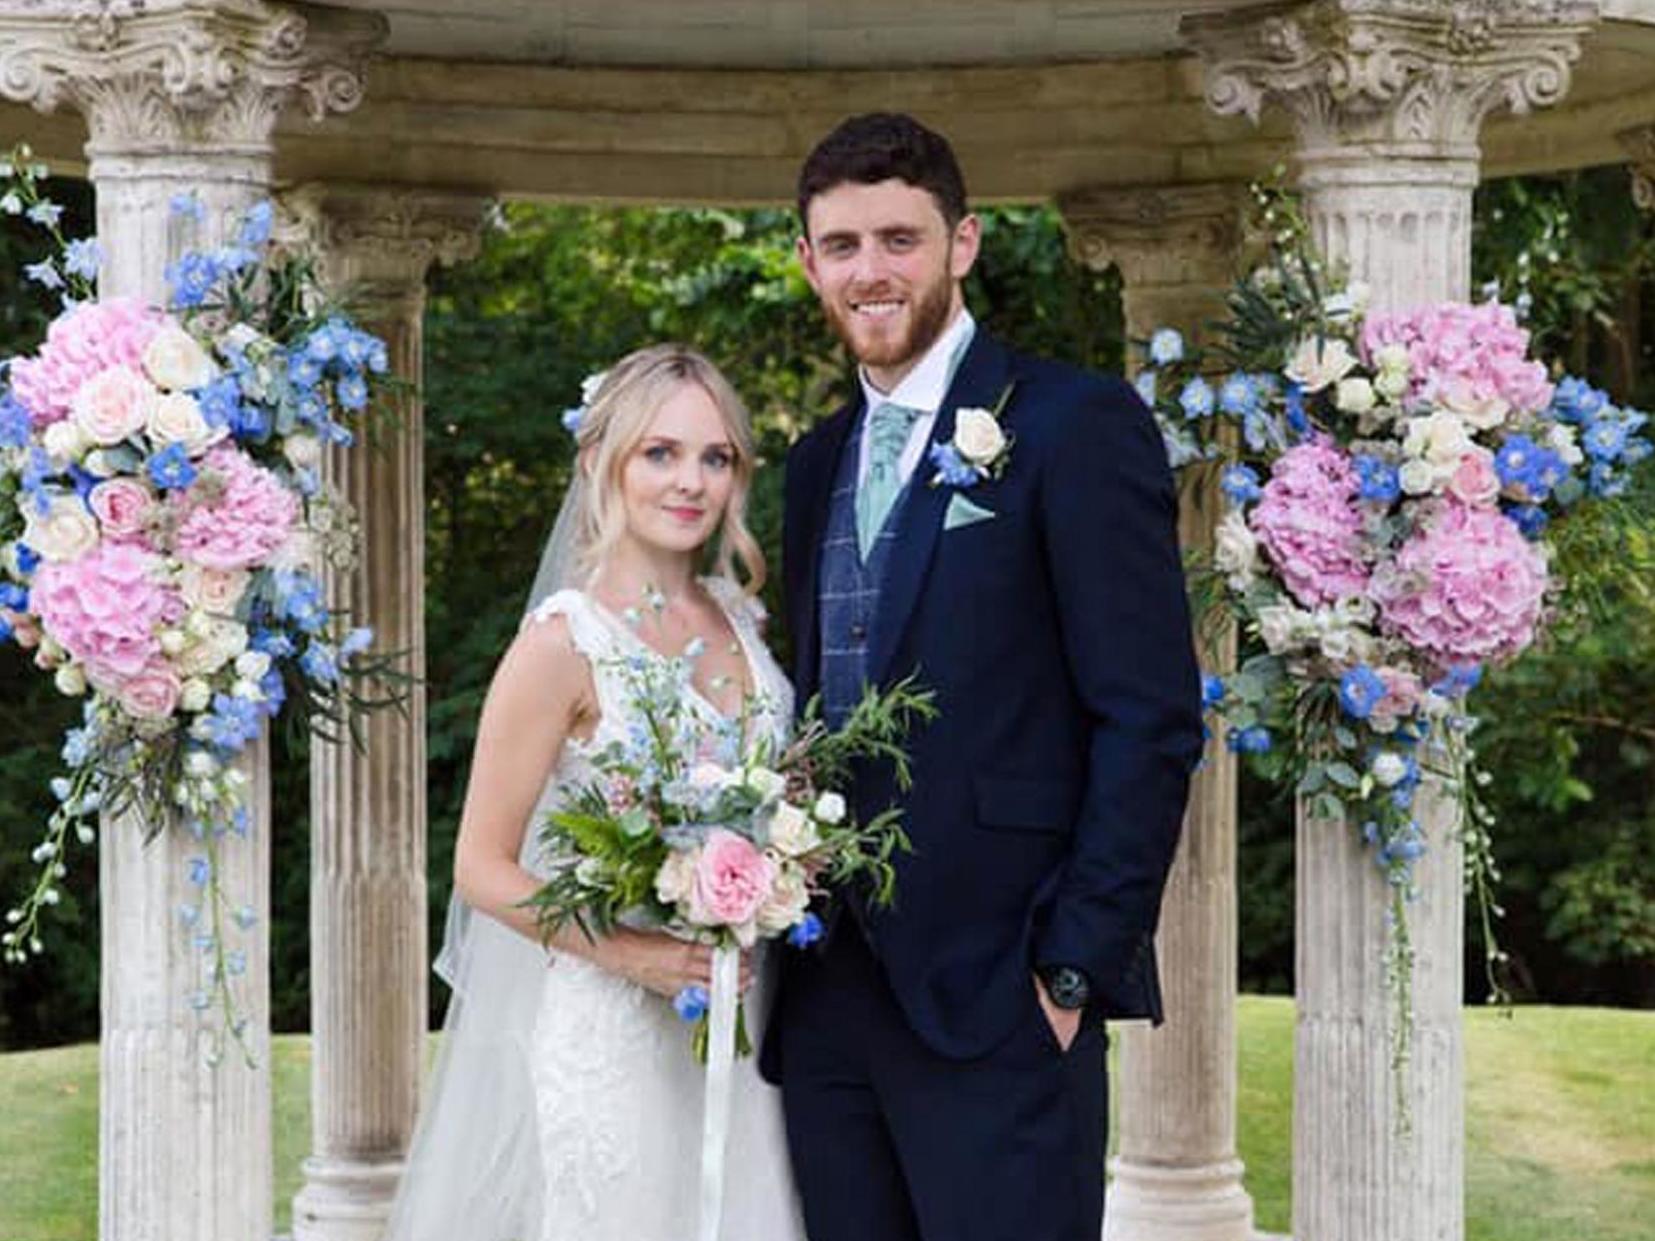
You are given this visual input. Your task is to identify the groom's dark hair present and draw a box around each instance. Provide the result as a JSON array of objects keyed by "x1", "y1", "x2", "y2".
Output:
[{"x1": 797, "y1": 112, "x2": 969, "y2": 232}]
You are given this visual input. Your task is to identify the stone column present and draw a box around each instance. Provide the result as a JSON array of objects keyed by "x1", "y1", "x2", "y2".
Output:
[
  {"x1": 0, "y1": 6, "x2": 379, "y2": 1241},
  {"x1": 1063, "y1": 184, "x2": 1255, "y2": 1241},
  {"x1": 283, "y1": 185, "x2": 487, "y2": 1241},
  {"x1": 1619, "y1": 124, "x2": 1655, "y2": 212},
  {"x1": 1183, "y1": 5, "x2": 1599, "y2": 1241}
]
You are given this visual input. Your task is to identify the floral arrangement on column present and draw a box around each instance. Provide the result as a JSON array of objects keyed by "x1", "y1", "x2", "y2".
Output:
[
  {"x1": 0, "y1": 148, "x2": 403, "y2": 1058},
  {"x1": 1133, "y1": 186, "x2": 1651, "y2": 1076}
]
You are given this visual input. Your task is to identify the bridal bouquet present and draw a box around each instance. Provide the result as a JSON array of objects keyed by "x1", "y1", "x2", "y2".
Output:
[
  {"x1": 526, "y1": 633, "x2": 934, "y2": 1059},
  {"x1": 1133, "y1": 187, "x2": 1652, "y2": 1079},
  {"x1": 0, "y1": 148, "x2": 402, "y2": 1054}
]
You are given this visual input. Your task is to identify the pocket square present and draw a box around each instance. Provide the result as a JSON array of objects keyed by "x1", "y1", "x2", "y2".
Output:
[{"x1": 943, "y1": 493, "x2": 997, "y2": 531}]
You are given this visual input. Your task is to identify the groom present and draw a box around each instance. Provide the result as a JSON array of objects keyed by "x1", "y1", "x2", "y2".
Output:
[{"x1": 762, "y1": 113, "x2": 1204, "y2": 1240}]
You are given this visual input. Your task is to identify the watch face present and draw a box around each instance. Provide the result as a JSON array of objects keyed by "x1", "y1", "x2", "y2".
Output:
[{"x1": 1046, "y1": 966, "x2": 1089, "y2": 1009}]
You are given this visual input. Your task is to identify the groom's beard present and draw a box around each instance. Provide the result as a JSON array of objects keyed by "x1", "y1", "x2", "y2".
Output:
[{"x1": 823, "y1": 259, "x2": 955, "y2": 377}]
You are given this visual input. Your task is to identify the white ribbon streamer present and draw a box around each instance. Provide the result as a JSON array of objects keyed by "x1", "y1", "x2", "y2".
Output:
[{"x1": 696, "y1": 944, "x2": 741, "y2": 1241}]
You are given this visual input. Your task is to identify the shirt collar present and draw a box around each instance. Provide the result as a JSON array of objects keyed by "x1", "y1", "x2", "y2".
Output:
[{"x1": 858, "y1": 308, "x2": 976, "y2": 416}]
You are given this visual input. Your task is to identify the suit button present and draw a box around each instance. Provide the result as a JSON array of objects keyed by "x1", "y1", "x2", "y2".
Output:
[{"x1": 850, "y1": 623, "x2": 867, "y2": 641}]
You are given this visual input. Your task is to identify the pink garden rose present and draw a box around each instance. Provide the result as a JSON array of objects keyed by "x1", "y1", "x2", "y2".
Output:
[
  {"x1": 29, "y1": 541, "x2": 179, "y2": 685},
  {"x1": 688, "y1": 829, "x2": 776, "y2": 932},
  {"x1": 71, "y1": 365, "x2": 156, "y2": 446},
  {"x1": 1447, "y1": 449, "x2": 1501, "y2": 508},
  {"x1": 1248, "y1": 438, "x2": 1371, "y2": 607},
  {"x1": 171, "y1": 445, "x2": 299, "y2": 571},
  {"x1": 10, "y1": 298, "x2": 166, "y2": 429},
  {"x1": 117, "y1": 658, "x2": 182, "y2": 720},
  {"x1": 1372, "y1": 500, "x2": 1548, "y2": 669},
  {"x1": 1361, "y1": 301, "x2": 1552, "y2": 416},
  {"x1": 89, "y1": 477, "x2": 158, "y2": 540},
  {"x1": 1368, "y1": 666, "x2": 1424, "y2": 733}
]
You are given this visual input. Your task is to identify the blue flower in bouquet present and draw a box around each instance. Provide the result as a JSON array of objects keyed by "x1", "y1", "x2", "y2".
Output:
[
  {"x1": 195, "y1": 375, "x2": 241, "y2": 428},
  {"x1": 299, "y1": 641, "x2": 340, "y2": 684},
  {"x1": 303, "y1": 322, "x2": 344, "y2": 363},
  {"x1": 1226, "y1": 725, "x2": 1271, "y2": 754},
  {"x1": 340, "y1": 328, "x2": 382, "y2": 372},
  {"x1": 1505, "y1": 502, "x2": 1548, "y2": 540},
  {"x1": 1339, "y1": 665, "x2": 1387, "y2": 720},
  {"x1": 250, "y1": 627, "x2": 296, "y2": 659},
  {"x1": 0, "y1": 614, "x2": 13, "y2": 643},
  {"x1": 1241, "y1": 408, "x2": 1278, "y2": 453},
  {"x1": 1587, "y1": 461, "x2": 1627, "y2": 499},
  {"x1": 1178, "y1": 378, "x2": 1214, "y2": 421},
  {"x1": 60, "y1": 726, "x2": 94, "y2": 766},
  {"x1": 23, "y1": 258, "x2": 62, "y2": 290},
  {"x1": 1283, "y1": 381, "x2": 1309, "y2": 437},
  {"x1": 258, "y1": 668, "x2": 286, "y2": 714},
  {"x1": 1582, "y1": 416, "x2": 1630, "y2": 462},
  {"x1": 1149, "y1": 328, "x2": 1184, "y2": 366},
  {"x1": 1133, "y1": 369, "x2": 1157, "y2": 408},
  {"x1": 214, "y1": 243, "x2": 259, "y2": 275},
  {"x1": 0, "y1": 583, "x2": 29, "y2": 613},
  {"x1": 1201, "y1": 674, "x2": 1226, "y2": 709},
  {"x1": 1494, "y1": 435, "x2": 1542, "y2": 490},
  {"x1": 21, "y1": 448, "x2": 55, "y2": 514},
  {"x1": 1219, "y1": 465, "x2": 1261, "y2": 506},
  {"x1": 62, "y1": 238, "x2": 101, "y2": 282},
  {"x1": 169, "y1": 192, "x2": 207, "y2": 224},
  {"x1": 787, "y1": 913, "x2": 825, "y2": 949},
  {"x1": 673, "y1": 984, "x2": 710, "y2": 1023},
  {"x1": 273, "y1": 571, "x2": 327, "y2": 634},
  {"x1": 1549, "y1": 376, "x2": 1607, "y2": 425},
  {"x1": 928, "y1": 442, "x2": 979, "y2": 488},
  {"x1": 186, "y1": 854, "x2": 212, "y2": 886},
  {"x1": 288, "y1": 353, "x2": 324, "y2": 391},
  {"x1": 336, "y1": 373, "x2": 369, "y2": 411},
  {"x1": 1430, "y1": 663, "x2": 1482, "y2": 699},
  {"x1": 166, "y1": 252, "x2": 220, "y2": 308},
  {"x1": 317, "y1": 417, "x2": 354, "y2": 447},
  {"x1": 0, "y1": 392, "x2": 30, "y2": 447},
  {"x1": 13, "y1": 542, "x2": 40, "y2": 576},
  {"x1": 147, "y1": 443, "x2": 197, "y2": 491},
  {"x1": 1218, "y1": 372, "x2": 1260, "y2": 417},
  {"x1": 197, "y1": 693, "x2": 262, "y2": 755},
  {"x1": 26, "y1": 200, "x2": 64, "y2": 228},
  {"x1": 1354, "y1": 455, "x2": 1401, "y2": 504},
  {"x1": 338, "y1": 627, "x2": 374, "y2": 660},
  {"x1": 238, "y1": 200, "x2": 273, "y2": 248}
]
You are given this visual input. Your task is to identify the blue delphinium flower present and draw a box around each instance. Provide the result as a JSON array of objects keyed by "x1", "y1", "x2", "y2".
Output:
[
  {"x1": 787, "y1": 913, "x2": 825, "y2": 949},
  {"x1": 1587, "y1": 461, "x2": 1627, "y2": 499},
  {"x1": 336, "y1": 373, "x2": 368, "y2": 411},
  {"x1": 1354, "y1": 454, "x2": 1402, "y2": 504},
  {"x1": 1179, "y1": 378, "x2": 1215, "y2": 421},
  {"x1": 288, "y1": 353, "x2": 324, "y2": 390},
  {"x1": 169, "y1": 192, "x2": 207, "y2": 224},
  {"x1": 1283, "y1": 381, "x2": 1309, "y2": 438},
  {"x1": 62, "y1": 238, "x2": 102, "y2": 282},
  {"x1": 1220, "y1": 464, "x2": 1262, "y2": 506},
  {"x1": 673, "y1": 984, "x2": 710, "y2": 1022},
  {"x1": 928, "y1": 442, "x2": 979, "y2": 488},
  {"x1": 0, "y1": 614, "x2": 13, "y2": 644},
  {"x1": 258, "y1": 668, "x2": 286, "y2": 714},
  {"x1": 197, "y1": 693, "x2": 263, "y2": 755},
  {"x1": 14, "y1": 543, "x2": 40, "y2": 575},
  {"x1": 1430, "y1": 663, "x2": 1482, "y2": 699},
  {"x1": 215, "y1": 244, "x2": 259, "y2": 275},
  {"x1": 196, "y1": 375, "x2": 241, "y2": 429},
  {"x1": 1218, "y1": 373, "x2": 1258, "y2": 417},
  {"x1": 561, "y1": 406, "x2": 585, "y2": 435},
  {"x1": 1549, "y1": 376, "x2": 1607, "y2": 425},
  {"x1": 165, "y1": 252, "x2": 220, "y2": 308},
  {"x1": 23, "y1": 259, "x2": 62, "y2": 290},
  {"x1": 1133, "y1": 369, "x2": 1157, "y2": 408},
  {"x1": 1149, "y1": 328, "x2": 1184, "y2": 366},
  {"x1": 339, "y1": 627, "x2": 374, "y2": 659},
  {"x1": 273, "y1": 571, "x2": 327, "y2": 634},
  {"x1": 1226, "y1": 725, "x2": 1272, "y2": 754},
  {"x1": 238, "y1": 200, "x2": 274, "y2": 248},
  {"x1": 299, "y1": 641, "x2": 340, "y2": 684},
  {"x1": 1582, "y1": 417, "x2": 1629, "y2": 462},
  {"x1": 1339, "y1": 665, "x2": 1387, "y2": 720},
  {"x1": 1201, "y1": 674, "x2": 1226, "y2": 709},
  {"x1": 0, "y1": 583, "x2": 28, "y2": 614},
  {"x1": 0, "y1": 392, "x2": 30, "y2": 448},
  {"x1": 186, "y1": 855, "x2": 212, "y2": 886},
  {"x1": 26, "y1": 200, "x2": 63, "y2": 228},
  {"x1": 1494, "y1": 435, "x2": 1541, "y2": 491},
  {"x1": 250, "y1": 628, "x2": 296, "y2": 659},
  {"x1": 147, "y1": 443, "x2": 197, "y2": 491},
  {"x1": 22, "y1": 448, "x2": 55, "y2": 514},
  {"x1": 60, "y1": 725, "x2": 94, "y2": 767},
  {"x1": 1505, "y1": 503, "x2": 1548, "y2": 540}
]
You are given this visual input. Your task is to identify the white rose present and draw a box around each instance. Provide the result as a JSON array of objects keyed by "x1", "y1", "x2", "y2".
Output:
[
  {"x1": 812, "y1": 791, "x2": 846, "y2": 825},
  {"x1": 159, "y1": 629, "x2": 186, "y2": 657},
  {"x1": 1402, "y1": 409, "x2": 1475, "y2": 468},
  {"x1": 42, "y1": 419, "x2": 87, "y2": 463},
  {"x1": 220, "y1": 324, "x2": 262, "y2": 355},
  {"x1": 234, "y1": 650, "x2": 271, "y2": 681},
  {"x1": 184, "y1": 750, "x2": 221, "y2": 778},
  {"x1": 1439, "y1": 382, "x2": 1510, "y2": 432},
  {"x1": 282, "y1": 433, "x2": 323, "y2": 472},
  {"x1": 179, "y1": 678, "x2": 212, "y2": 712},
  {"x1": 688, "y1": 762, "x2": 736, "y2": 792},
  {"x1": 1398, "y1": 458, "x2": 1439, "y2": 496},
  {"x1": 232, "y1": 677, "x2": 262, "y2": 701},
  {"x1": 142, "y1": 324, "x2": 218, "y2": 392},
  {"x1": 745, "y1": 767, "x2": 786, "y2": 801},
  {"x1": 1334, "y1": 377, "x2": 1376, "y2": 415},
  {"x1": 24, "y1": 494, "x2": 101, "y2": 563},
  {"x1": 81, "y1": 449, "x2": 117, "y2": 478},
  {"x1": 147, "y1": 391, "x2": 225, "y2": 457},
  {"x1": 179, "y1": 563, "x2": 249, "y2": 615},
  {"x1": 178, "y1": 617, "x2": 247, "y2": 677},
  {"x1": 1318, "y1": 627, "x2": 1359, "y2": 663},
  {"x1": 768, "y1": 802, "x2": 820, "y2": 858},
  {"x1": 1371, "y1": 752, "x2": 1408, "y2": 788},
  {"x1": 71, "y1": 366, "x2": 156, "y2": 446},
  {"x1": 54, "y1": 665, "x2": 87, "y2": 697},
  {"x1": 267, "y1": 529, "x2": 318, "y2": 575},
  {"x1": 654, "y1": 849, "x2": 697, "y2": 906},
  {"x1": 1322, "y1": 282, "x2": 1369, "y2": 321},
  {"x1": 755, "y1": 865, "x2": 811, "y2": 936},
  {"x1": 1374, "y1": 368, "x2": 1410, "y2": 402},
  {"x1": 952, "y1": 408, "x2": 1006, "y2": 466},
  {"x1": 1284, "y1": 336, "x2": 1358, "y2": 393},
  {"x1": 1257, "y1": 604, "x2": 1306, "y2": 655},
  {"x1": 1548, "y1": 423, "x2": 1584, "y2": 467},
  {"x1": 1373, "y1": 343, "x2": 1411, "y2": 374},
  {"x1": 1213, "y1": 510, "x2": 1259, "y2": 590}
]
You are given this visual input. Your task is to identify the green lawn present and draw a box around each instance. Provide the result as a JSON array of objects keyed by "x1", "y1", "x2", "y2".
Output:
[{"x1": 1, "y1": 999, "x2": 1649, "y2": 1240}]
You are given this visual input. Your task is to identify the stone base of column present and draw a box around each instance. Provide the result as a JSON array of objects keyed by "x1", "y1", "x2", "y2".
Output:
[
  {"x1": 290, "y1": 1156, "x2": 405, "y2": 1241},
  {"x1": 1105, "y1": 1157, "x2": 1255, "y2": 1241}
]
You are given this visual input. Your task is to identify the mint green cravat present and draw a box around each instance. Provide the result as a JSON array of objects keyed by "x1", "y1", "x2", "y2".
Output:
[{"x1": 855, "y1": 400, "x2": 923, "y2": 561}]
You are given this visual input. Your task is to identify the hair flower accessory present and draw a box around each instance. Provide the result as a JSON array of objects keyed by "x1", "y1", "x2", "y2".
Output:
[
  {"x1": 561, "y1": 368, "x2": 609, "y2": 437},
  {"x1": 929, "y1": 380, "x2": 1016, "y2": 488}
]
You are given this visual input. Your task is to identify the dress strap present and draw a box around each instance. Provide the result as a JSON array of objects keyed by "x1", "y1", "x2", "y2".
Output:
[{"x1": 522, "y1": 589, "x2": 615, "y2": 663}]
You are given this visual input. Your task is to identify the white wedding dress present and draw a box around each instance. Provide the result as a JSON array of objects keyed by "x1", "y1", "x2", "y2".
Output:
[{"x1": 383, "y1": 577, "x2": 806, "y2": 1241}]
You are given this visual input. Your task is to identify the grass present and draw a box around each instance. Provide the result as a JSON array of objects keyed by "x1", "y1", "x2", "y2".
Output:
[{"x1": 0, "y1": 999, "x2": 1649, "y2": 1240}]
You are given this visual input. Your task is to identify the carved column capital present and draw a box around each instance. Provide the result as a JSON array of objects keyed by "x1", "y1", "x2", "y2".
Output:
[
  {"x1": 0, "y1": 0, "x2": 385, "y2": 153},
  {"x1": 1618, "y1": 124, "x2": 1655, "y2": 212},
  {"x1": 1058, "y1": 181, "x2": 1248, "y2": 285},
  {"x1": 283, "y1": 183, "x2": 490, "y2": 293},
  {"x1": 1181, "y1": 0, "x2": 1600, "y2": 161}
]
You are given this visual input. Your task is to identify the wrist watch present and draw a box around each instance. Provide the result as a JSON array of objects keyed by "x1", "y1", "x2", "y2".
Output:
[{"x1": 1038, "y1": 964, "x2": 1091, "y2": 1011}]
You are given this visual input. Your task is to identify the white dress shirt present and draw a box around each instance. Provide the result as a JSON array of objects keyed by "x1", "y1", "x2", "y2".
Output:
[{"x1": 855, "y1": 308, "x2": 977, "y2": 490}]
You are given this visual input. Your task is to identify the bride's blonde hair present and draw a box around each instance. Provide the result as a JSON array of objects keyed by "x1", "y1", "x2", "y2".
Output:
[{"x1": 571, "y1": 344, "x2": 766, "y2": 593}]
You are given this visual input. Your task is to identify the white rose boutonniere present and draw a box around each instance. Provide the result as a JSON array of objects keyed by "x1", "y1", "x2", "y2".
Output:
[{"x1": 928, "y1": 380, "x2": 1017, "y2": 488}]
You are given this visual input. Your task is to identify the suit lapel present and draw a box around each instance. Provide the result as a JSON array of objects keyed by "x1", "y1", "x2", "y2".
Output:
[
  {"x1": 866, "y1": 331, "x2": 1012, "y2": 685},
  {"x1": 789, "y1": 396, "x2": 861, "y2": 700}
]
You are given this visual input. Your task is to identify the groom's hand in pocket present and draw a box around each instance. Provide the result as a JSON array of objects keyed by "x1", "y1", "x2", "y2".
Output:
[{"x1": 1033, "y1": 975, "x2": 1082, "y2": 1052}]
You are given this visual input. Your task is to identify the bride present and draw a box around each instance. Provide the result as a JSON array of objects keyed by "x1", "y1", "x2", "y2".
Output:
[{"x1": 383, "y1": 344, "x2": 807, "y2": 1241}]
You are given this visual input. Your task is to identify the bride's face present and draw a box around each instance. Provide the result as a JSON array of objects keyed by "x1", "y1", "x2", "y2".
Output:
[{"x1": 616, "y1": 381, "x2": 738, "y2": 558}]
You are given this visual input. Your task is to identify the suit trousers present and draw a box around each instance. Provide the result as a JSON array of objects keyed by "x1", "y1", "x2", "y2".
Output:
[{"x1": 778, "y1": 922, "x2": 1108, "y2": 1241}]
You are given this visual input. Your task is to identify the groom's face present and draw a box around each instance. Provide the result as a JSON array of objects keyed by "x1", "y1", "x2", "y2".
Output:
[{"x1": 798, "y1": 179, "x2": 980, "y2": 386}]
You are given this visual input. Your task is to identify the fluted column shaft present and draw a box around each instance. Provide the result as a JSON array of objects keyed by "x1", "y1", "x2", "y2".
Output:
[
  {"x1": 0, "y1": 6, "x2": 379, "y2": 1241},
  {"x1": 1619, "y1": 124, "x2": 1655, "y2": 212},
  {"x1": 286, "y1": 185, "x2": 486, "y2": 1241},
  {"x1": 1064, "y1": 183, "x2": 1254, "y2": 1241},
  {"x1": 1183, "y1": 4, "x2": 1600, "y2": 1240}
]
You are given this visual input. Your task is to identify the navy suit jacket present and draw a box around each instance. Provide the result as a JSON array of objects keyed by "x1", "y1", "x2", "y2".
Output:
[{"x1": 772, "y1": 329, "x2": 1204, "y2": 1065}]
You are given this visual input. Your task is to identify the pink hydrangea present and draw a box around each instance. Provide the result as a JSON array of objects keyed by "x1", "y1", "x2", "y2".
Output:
[
  {"x1": 1248, "y1": 438, "x2": 1371, "y2": 607},
  {"x1": 9, "y1": 298, "x2": 167, "y2": 429},
  {"x1": 171, "y1": 445, "x2": 299, "y2": 571},
  {"x1": 29, "y1": 541, "x2": 179, "y2": 686},
  {"x1": 1361, "y1": 301, "x2": 1552, "y2": 416},
  {"x1": 1373, "y1": 500, "x2": 1548, "y2": 669}
]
